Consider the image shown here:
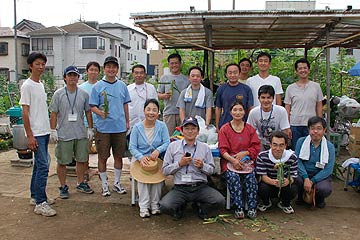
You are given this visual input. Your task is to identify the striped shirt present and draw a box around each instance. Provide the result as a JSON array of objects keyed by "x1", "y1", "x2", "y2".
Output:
[{"x1": 256, "y1": 150, "x2": 298, "y2": 179}]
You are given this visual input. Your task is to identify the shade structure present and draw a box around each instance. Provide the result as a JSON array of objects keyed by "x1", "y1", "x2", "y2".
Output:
[{"x1": 348, "y1": 62, "x2": 360, "y2": 76}]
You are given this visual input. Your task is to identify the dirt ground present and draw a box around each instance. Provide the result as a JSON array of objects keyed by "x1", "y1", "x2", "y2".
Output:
[{"x1": 0, "y1": 146, "x2": 360, "y2": 240}]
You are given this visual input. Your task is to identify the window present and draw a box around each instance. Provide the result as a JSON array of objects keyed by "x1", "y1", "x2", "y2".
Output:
[
  {"x1": 131, "y1": 54, "x2": 133, "y2": 61},
  {"x1": 137, "y1": 41, "x2": 139, "y2": 50},
  {"x1": 346, "y1": 48, "x2": 353, "y2": 55},
  {"x1": 141, "y1": 39, "x2": 147, "y2": 50},
  {"x1": 134, "y1": 35, "x2": 136, "y2": 41},
  {"x1": 82, "y1": 37, "x2": 97, "y2": 49},
  {"x1": 128, "y1": 53, "x2": 130, "y2": 60},
  {"x1": 115, "y1": 45, "x2": 117, "y2": 57},
  {"x1": 134, "y1": 55, "x2": 136, "y2": 60},
  {"x1": 0, "y1": 42, "x2": 9, "y2": 55},
  {"x1": 0, "y1": 68, "x2": 9, "y2": 76},
  {"x1": 98, "y1": 37, "x2": 105, "y2": 50},
  {"x1": 21, "y1": 43, "x2": 30, "y2": 56},
  {"x1": 118, "y1": 46, "x2": 121, "y2": 58},
  {"x1": 32, "y1": 38, "x2": 53, "y2": 51}
]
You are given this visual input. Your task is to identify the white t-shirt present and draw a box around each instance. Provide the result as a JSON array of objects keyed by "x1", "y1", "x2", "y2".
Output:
[
  {"x1": 247, "y1": 74, "x2": 284, "y2": 106},
  {"x1": 127, "y1": 82, "x2": 158, "y2": 129},
  {"x1": 247, "y1": 105, "x2": 290, "y2": 147},
  {"x1": 19, "y1": 78, "x2": 50, "y2": 136}
]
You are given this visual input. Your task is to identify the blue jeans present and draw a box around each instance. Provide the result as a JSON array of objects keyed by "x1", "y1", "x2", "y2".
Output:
[
  {"x1": 30, "y1": 135, "x2": 50, "y2": 204},
  {"x1": 290, "y1": 126, "x2": 309, "y2": 150}
]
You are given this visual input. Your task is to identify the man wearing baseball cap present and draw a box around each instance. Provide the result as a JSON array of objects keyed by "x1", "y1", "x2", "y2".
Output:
[
  {"x1": 89, "y1": 56, "x2": 131, "y2": 196},
  {"x1": 49, "y1": 66, "x2": 94, "y2": 199},
  {"x1": 159, "y1": 117, "x2": 225, "y2": 220}
]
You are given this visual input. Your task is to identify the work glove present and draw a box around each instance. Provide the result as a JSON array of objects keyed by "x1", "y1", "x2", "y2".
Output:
[
  {"x1": 87, "y1": 128, "x2": 94, "y2": 140},
  {"x1": 49, "y1": 129, "x2": 58, "y2": 144}
]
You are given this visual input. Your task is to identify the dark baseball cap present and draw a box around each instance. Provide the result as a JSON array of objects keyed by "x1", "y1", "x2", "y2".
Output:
[
  {"x1": 104, "y1": 56, "x2": 119, "y2": 67},
  {"x1": 181, "y1": 117, "x2": 199, "y2": 128},
  {"x1": 64, "y1": 66, "x2": 80, "y2": 76}
]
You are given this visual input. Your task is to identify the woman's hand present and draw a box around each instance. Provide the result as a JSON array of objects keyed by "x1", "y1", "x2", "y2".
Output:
[
  {"x1": 231, "y1": 157, "x2": 243, "y2": 170},
  {"x1": 150, "y1": 149, "x2": 160, "y2": 160},
  {"x1": 234, "y1": 151, "x2": 248, "y2": 161},
  {"x1": 140, "y1": 156, "x2": 151, "y2": 167}
]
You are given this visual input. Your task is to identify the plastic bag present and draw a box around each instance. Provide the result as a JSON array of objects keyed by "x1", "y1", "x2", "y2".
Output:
[{"x1": 195, "y1": 116, "x2": 217, "y2": 144}]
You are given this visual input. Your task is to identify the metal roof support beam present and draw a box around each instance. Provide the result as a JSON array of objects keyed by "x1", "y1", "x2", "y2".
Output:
[
  {"x1": 205, "y1": 24, "x2": 214, "y2": 91},
  {"x1": 322, "y1": 32, "x2": 360, "y2": 49},
  {"x1": 326, "y1": 28, "x2": 331, "y2": 139}
]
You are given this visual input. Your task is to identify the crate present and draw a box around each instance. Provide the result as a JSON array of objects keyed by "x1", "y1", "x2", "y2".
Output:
[
  {"x1": 6, "y1": 107, "x2": 23, "y2": 124},
  {"x1": 348, "y1": 135, "x2": 360, "y2": 157}
]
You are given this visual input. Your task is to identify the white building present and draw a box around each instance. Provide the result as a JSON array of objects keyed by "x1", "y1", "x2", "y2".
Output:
[
  {"x1": 28, "y1": 21, "x2": 122, "y2": 79},
  {"x1": 100, "y1": 23, "x2": 148, "y2": 78}
]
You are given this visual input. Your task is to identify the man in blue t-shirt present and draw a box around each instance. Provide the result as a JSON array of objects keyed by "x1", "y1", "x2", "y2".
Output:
[
  {"x1": 215, "y1": 63, "x2": 253, "y2": 131},
  {"x1": 89, "y1": 56, "x2": 131, "y2": 197}
]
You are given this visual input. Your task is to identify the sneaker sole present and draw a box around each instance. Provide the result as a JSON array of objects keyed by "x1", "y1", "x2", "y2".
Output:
[
  {"x1": 34, "y1": 209, "x2": 57, "y2": 217},
  {"x1": 76, "y1": 188, "x2": 94, "y2": 194},
  {"x1": 112, "y1": 188, "x2": 127, "y2": 194}
]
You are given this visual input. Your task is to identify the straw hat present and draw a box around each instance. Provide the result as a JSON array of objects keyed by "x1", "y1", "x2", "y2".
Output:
[
  {"x1": 303, "y1": 186, "x2": 316, "y2": 206},
  {"x1": 130, "y1": 158, "x2": 166, "y2": 184}
]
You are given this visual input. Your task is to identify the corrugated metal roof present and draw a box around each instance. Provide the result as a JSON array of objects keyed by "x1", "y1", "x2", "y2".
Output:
[{"x1": 131, "y1": 10, "x2": 360, "y2": 50}]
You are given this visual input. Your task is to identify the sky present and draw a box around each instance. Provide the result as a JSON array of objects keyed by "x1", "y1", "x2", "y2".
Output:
[{"x1": 1, "y1": 0, "x2": 359, "y2": 49}]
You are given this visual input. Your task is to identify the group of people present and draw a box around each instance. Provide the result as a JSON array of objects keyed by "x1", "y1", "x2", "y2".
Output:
[{"x1": 21, "y1": 51, "x2": 335, "y2": 221}]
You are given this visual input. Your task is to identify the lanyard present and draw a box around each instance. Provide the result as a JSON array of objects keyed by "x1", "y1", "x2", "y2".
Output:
[
  {"x1": 182, "y1": 139, "x2": 197, "y2": 174},
  {"x1": 260, "y1": 105, "x2": 273, "y2": 137},
  {"x1": 65, "y1": 87, "x2": 78, "y2": 114}
]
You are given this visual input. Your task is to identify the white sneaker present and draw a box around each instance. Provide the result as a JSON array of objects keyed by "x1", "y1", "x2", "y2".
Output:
[
  {"x1": 30, "y1": 198, "x2": 55, "y2": 206},
  {"x1": 151, "y1": 209, "x2": 161, "y2": 215},
  {"x1": 34, "y1": 201, "x2": 56, "y2": 217},
  {"x1": 277, "y1": 202, "x2": 295, "y2": 214},
  {"x1": 112, "y1": 183, "x2": 127, "y2": 194},
  {"x1": 140, "y1": 209, "x2": 150, "y2": 218},
  {"x1": 102, "y1": 185, "x2": 111, "y2": 197}
]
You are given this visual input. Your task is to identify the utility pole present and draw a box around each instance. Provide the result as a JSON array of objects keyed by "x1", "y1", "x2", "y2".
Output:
[
  {"x1": 208, "y1": 0, "x2": 211, "y2": 11},
  {"x1": 13, "y1": 0, "x2": 18, "y2": 82},
  {"x1": 233, "y1": 0, "x2": 235, "y2": 10}
]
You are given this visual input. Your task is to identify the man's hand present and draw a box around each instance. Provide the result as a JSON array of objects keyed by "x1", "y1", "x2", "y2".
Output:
[
  {"x1": 193, "y1": 158, "x2": 203, "y2": 169},
  {"x1": 281, "y1": 178, "x2": 290, "y2": 187},
  {"x1": 304, "y1": 178, "x2": 313, "y2": 193},
  {"x1": 27, "y1": 136, "x2": 38, "y2": 151},
  {"x1": 87, "y1": 128, "x2": 94, "y2": 140},
  {"x1": 179, "y1": 154, "x2": 192, "y2": 167},
  {"x1": 49, "y1": 129, "x2": 58, "y2": 144}
]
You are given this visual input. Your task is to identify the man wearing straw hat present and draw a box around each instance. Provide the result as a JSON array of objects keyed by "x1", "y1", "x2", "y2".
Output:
[{"x1": 159, "y1": 117, "x2": 225, "y2": 220}]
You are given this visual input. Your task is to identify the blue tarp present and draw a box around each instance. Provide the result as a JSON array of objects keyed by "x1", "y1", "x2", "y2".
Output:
[{"x1": 348, "y1": 62, "x2": 360, "y2": 76}]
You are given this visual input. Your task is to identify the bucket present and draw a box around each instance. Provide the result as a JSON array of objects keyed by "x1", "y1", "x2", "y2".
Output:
[{"x1": 12, "y1": 124, "x2": 28, "y2": 150}]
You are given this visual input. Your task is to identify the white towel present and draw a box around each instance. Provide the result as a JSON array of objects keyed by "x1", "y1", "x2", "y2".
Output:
[
  {"x1": 184, "y1": 84, "x2": 206, "y2": 108},
  {"x1": 342, "y1": 158, "x2": 359, "y2": 168},
  {"x1": 268, "y1": 149, "x2": 294, "y2": 164},
  {"x1": 299, "y1": 135, "x2": 329, "y2": 165}
]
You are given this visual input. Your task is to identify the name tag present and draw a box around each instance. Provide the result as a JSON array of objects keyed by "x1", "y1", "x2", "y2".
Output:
[
  {"x1": 181, "y1": 174, "x2": 192, "y2": 182},
  {"x1": 315, "y1": 162, "x2": 325, "y2": 169},
  {"x1": 68, "y1": 113, "x2": 78, "y2": 122}
]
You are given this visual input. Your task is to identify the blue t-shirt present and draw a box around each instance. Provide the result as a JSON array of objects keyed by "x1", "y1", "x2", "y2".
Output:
[
  {"x1": 89, "y1": 78, "x2": 131, "y2": 133},
  {"x1": 215, "y1": 82, "x2": 254, "y2": 128},
  {"x1": 79, "y1": 81, "x2": 97, "y2": 128}
]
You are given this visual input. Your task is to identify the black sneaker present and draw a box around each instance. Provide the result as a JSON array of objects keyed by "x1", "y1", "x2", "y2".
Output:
[
  {"x1": 76, "y1": 182, "x2": 94, "y2": 194},
  {"x1": 59, "y1": 185, "x2": 69, "y2": 199},
  {"x1": 172, "y1": 208, "x2": 183, "y2": 221},
  {"x1": 316, "y1": 201, "x2": 326, "y2": 209}
]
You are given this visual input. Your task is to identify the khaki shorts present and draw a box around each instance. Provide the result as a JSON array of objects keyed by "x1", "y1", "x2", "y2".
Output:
[
  {"x1": 95, "y1": 131, "x2": 126, "y2": 160},
  {"x1": 163, "y1": 114, "x2": 181, "y2": 136},
  {"x1": 55, "y1": 139, "x2": 89, "y2": 165}
]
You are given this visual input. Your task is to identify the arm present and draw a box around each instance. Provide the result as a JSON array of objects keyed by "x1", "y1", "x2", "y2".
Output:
[
  {"x1": 215, "y1": 107, "x2": 222, "y2": 132},
  {"x1": 205, "y1": 107, "x2": 212, "y2": 127},
  {"x1": 50, "y1": 112, "x2": 57, "y2": 130},
  {"x1": 91, "y1": 106, "x2": 106, "y2": 119},
  {"x1": 316, "y1": 101, "x2": 323, "y2": 117},
  {"x1": 198, "y1": 147, "x2": 215, "y2": 175},
  {"x1": 129, "y1": 126, "x2": 144, "y2": 161},
  {"x1": 22, "y1": 105, "x2": 37, "y2": 151},
  {"x1": 285, "y1": 104, "x2": 291, "y2": 123},
  {"x1": 155, "y1": 123, "x2": 171, "y2": 154},
  {"x1": 261, "y1": 175, "x2": 278, "y2": 187},
  {"x1": 275, "y1": 94, "x2": 282, "y2": 106},
  {"x1": 162, "y1": 145, "x2": 183, "y2": 176},
  {"x1": 85, "y1": 110, "x2": 93, "y2": 129},
  {"x1": 179, "y1": 108, "x2": 186, "y2": 123},
  {"x1": 124, "y1": 103, "x2": 130, "y2": 130}
]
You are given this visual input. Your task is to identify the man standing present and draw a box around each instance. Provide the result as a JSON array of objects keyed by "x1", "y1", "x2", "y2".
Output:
[
  {"x1": 127, "y1": 64, "x2": 158, "y2": 130},
  {"x1": 159, "y1": 117, "x2": 225, "y2": 220},
  {"x1": 215, "y1": 63, "x2": 253, "y2": 131},
  {"x1": 295, "y1": 116, "x2": 335, "y2": 208},
  {"x1": 238, "y1": 58, "x2": 252, "y2": 84},
  {"x1": 247, "y1": 52, "x2": 283, "y2": 107},
  {"x1": 20, "y1": 52, "x2": 56, "y2": 217},
  {"x1": 90, "y1": 56, "x2": 131, "y2": 196},
  {"x1": 247, "y1": 85, "x2": 290, "y2": 150},
  {"x1": 256, "y1": 131, "x2": 298, "y2": 214},
  {"x1": 158, "y1": 53, "x2": 190, "y2": 135},
  {"x1": 177, "y1": 66, "x2": 213, "y2": 127},
  {"x1": 284, "y1": 58, "x2": 323, "y2": 150},
  {"x1": 50, "y1": 66, "x2": 94, "y2": 199}
]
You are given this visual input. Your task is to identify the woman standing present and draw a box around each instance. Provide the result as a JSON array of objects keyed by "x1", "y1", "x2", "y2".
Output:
[
  {"x1": 218, "y1": 100, "x2": 261, "y2": 219},
  {"x1": 129, "y1": 99, "x2": 170, "y2": 218}
]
